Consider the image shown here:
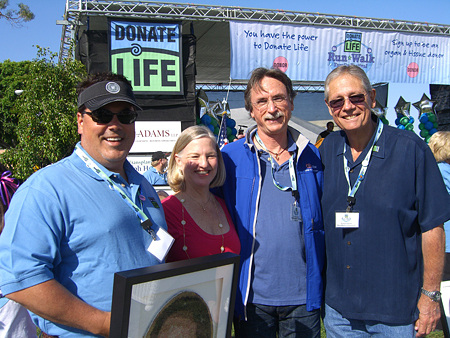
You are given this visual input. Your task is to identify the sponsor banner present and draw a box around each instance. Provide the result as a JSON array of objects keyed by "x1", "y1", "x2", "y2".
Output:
[
  {"x1": 110, "y1": 20, "x2": 183, "y2": 94},
  {"x1": 130, "y1": 121, "x2": 181, "y2": 153},
  {"x1": 230, "y1": 21, "x2": 450, "y2": 84}
]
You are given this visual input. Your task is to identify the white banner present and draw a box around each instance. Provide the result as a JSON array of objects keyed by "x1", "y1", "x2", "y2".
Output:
[
  {"x1": 130, "y1": 121, "x2": 181, "y2": 153},
  {"x1": 230, "y1": 21, "x2": 450, "y2": 84}
]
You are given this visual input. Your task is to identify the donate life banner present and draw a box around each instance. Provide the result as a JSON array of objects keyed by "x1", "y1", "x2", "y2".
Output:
[
  {"x1": 110, "y1": 20, "x2": 183, "y2": 94},
  {"x1": 230, "y1": 21, "x2": 450, "y2": 84}
]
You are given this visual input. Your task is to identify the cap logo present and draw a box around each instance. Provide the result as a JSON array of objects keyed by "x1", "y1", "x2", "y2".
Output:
[{"x1": 105, "y1": 82, "x2": 120, "y2": 94}]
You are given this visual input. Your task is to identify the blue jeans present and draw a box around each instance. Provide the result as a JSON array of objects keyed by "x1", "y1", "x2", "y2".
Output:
[
  {"x1": 324, "y1": 303, "x2": 415, "y2": 338},
  {"x1": 234, "y1": 303, "x2": 320, "y2": 338}
]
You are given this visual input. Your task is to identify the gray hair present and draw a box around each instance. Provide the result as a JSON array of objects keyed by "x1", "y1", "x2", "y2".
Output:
[{"x1": 324, "y1": 65, "x2": 373, "y2": 101}]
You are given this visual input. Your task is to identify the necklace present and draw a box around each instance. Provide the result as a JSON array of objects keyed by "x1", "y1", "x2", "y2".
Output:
[
  {"x1": 185, "y1": 191, "x2": 211, "y2": 212},
  {"x1": 255, "y1": 137, "x2": 287, "y2": 161},
  {"x1": 180, "y1": 196, "x2": 225, "y2": 259},
  {"x1": 265, "y1": 147, "x2": 287, "y2": 161}
]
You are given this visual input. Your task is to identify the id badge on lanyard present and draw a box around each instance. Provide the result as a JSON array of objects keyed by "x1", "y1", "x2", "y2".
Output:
[{"x1": 335, "y1": 120, "x2": 383, "y2": 229}]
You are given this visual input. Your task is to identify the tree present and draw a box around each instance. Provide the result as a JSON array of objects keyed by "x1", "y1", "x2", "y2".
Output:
[
  {"x1": 0, "y1": 46, "x2": 87, "y2": 180},
  {"x1": 0, "y1": 0, "x2": 34, "y2": 25}
]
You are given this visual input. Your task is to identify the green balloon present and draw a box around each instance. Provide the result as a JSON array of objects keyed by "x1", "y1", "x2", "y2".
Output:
[
  {"x1": 400, "y1": 116, "x2": 409, "y2": 126},
  {"x1": 210, "y1": 118, "x2": 218, "y2": 127},
  {"x1": 427, "y1": 113, "x2": 436, "y2": 123},
  {"x1": 214, "y1": 126, "x2": 219, "y2": 135},
  {"x1": 196, "y1": 116, "x2": 201, "y2": 124},
  {"x1": 425, "y1": 135, "x2": 431, "y2": 143},
  {"x1": 420, "y1": 129, "x2": 429, "y2": 138},
  {"x1": 228, "y1": 135, "x2": 236, "y2": 142},
  {"x1": 419, "y1": 123, "x2": 425, "y2": 130},
  {"x1": 227, "y1": 127, "x2": 232, "y2": 136},
  {"x1": 405, "y1": 124, "x2": 414, "y2": 131},
  {"x1": 433, "y1": 122, "x2": 439, "y2": 129}
]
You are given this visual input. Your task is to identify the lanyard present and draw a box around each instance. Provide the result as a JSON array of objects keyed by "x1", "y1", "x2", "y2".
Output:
[
  {"x1": 74, "y1": 145, "x2": 157, "y2": 239},
  {"x1": 343, "y1": 120, "x2": 383, "y2": 211},
  {"x1": 255, "y1": 132, "x2": 298, "y2": 198}
]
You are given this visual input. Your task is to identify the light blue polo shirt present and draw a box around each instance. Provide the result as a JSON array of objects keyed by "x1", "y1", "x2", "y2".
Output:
[{"x1": 0, "y1": 143, "x2": 167, "y2": 337}]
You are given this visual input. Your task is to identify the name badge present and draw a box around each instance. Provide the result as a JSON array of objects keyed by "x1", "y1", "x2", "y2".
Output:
[
  {"x1": 147, "y1": 226, "x2": 174, "y2": 262},
  {"x1": 335, "y1": 211, "x2": 359, "y2": 228},
  {"x1": 291, "y1": 203, "x2": 302, "y2": 222}
]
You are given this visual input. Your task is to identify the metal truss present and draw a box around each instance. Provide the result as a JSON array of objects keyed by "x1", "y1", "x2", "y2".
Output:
[
  {"x1": 59, "y1": 0, "x2": 450, "y2": 61},
  {"x1": 196, "y1": 82, "x2": 325, "y2": 92},
  {"x1": 59, "y1": 0, "x2": 450, "y2": 62}
]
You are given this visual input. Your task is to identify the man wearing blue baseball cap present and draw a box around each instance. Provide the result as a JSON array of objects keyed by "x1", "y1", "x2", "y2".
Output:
[{"x1": 0, "y1": 72, "x2": 171, "y2": 337}]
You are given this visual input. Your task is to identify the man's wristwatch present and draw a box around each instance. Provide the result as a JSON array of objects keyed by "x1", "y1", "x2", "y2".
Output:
[{"x1": 421, "y1": 288, "x2": 441, "y2": 302}]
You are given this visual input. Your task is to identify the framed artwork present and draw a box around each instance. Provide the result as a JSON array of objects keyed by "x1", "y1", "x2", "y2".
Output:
[{"x1": 110, "y1": 252, "x2": 240, "y2": 338}]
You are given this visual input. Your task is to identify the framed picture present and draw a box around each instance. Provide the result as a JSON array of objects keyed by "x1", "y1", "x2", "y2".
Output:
[{"x1": 110, "y1": 252, "x2": 240, "y2": 338}]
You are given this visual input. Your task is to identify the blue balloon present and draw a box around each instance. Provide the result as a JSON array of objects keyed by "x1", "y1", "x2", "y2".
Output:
[
  {"x1": 425, "y1": 121, "x2": 434, "y2": 130},
  {"x1": 409, "y1": 116, "x2": 415, "y2": 124},
  {"x1": 231, "y1": 128, "x2": 237, "y2": 135},
  {"x1": 207, "y1": 123, "x2": 214, "y2": 132},
  {"x1": 395, "y1": 118, "x2": 400, "y2": 125},
  {"x1": 429, "y1": 128, "x2": 438, "y2": 136},
  {"x1": 419, "y1": 114, "x2": 429, "y2": 123},
  {"x1": 201, "y1": 114, "x2": 211, "y2": 124},
  {"x1": 226, "y1": 118, "x2": 236, "y2": 128},
  {"x1": 397, "y1": 125, "x2": 406, "y2": 130}
]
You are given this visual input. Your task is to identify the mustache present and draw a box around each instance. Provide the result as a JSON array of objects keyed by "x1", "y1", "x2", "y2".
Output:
[{"x1": 264, "y1": 112, "x2": 284, "y2": 120}]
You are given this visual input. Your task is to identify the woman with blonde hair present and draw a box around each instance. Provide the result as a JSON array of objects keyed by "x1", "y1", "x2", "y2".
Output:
[
  {"x1": 429, "y1": 131, "x2": 450, "y2": 280},
  {"x1": 162, "y1": 125, "x2": 240, "y2": 261}
]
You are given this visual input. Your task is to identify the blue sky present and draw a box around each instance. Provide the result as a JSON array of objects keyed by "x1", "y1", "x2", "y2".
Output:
[{"x1": 1, "y1": 0, "x2": 449, "y2": 128}]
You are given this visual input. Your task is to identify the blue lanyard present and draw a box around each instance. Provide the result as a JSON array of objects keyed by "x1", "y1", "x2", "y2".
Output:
[
  {"x1": 255, "y1": 132, "x2": 298, "y2": 196},
  {"x1": 75, "y1": 145, "x2": 157, "y2": 239},
  {"x1": 343, "y1": 120, "x2": 383, "y2": 211}
]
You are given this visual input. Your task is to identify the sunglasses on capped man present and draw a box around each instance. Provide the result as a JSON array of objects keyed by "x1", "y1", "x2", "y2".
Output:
[
  {"x1": 84, "y1": 108, "x2": 138, "y2": 124},
  {"x1": 328, "y1": 94, "x2": 366, "y2": 110}
]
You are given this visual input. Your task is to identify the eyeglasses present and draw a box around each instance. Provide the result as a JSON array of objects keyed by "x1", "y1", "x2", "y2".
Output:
[
  {"x1": 252, "y1": 96, "x2": 288, "y2": 110},
  {"x1": 84, "y1": 109, "x2": 138, "y2": 124},
  {"x1": 328, "y1": 94, "x2": 366, "y2": 110}
]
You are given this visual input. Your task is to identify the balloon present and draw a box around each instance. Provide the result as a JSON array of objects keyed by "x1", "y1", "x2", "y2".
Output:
[
  {"x1": 231, "y1": 128, "x2": 237, "y2": 136},
  {"x1": 405, "y1": 124, "x2": 414, "y2": 131},
  {"x1": 420, "y1": 129, "x2": 429, "y2": 138},
  {"x1": 429, "y1": 128, "x2": 437, "y2": 136},
  {"x1": 427, "y1": 114, "x2": 436, "y2": 123},
  {"x1": 425, "y1": 135, "x2": 431, "y2": 143},
  {"x1": 419, "y1": 123, "x2": 425, "y2": 130},
  {"x1": 228, "y1": 135, "x2": 236, "y2": 142},
  {"x1": 400, "y1": 116, "x2": 409, "y2": 126},
  {"x1": 214, "y1": 126, "x2": 219, "y2": 135},
  {"x1": 398, "y1": 125, "x2": 405, "y2": 130},
  {"x1": 196, "y1": 116, "x2": 201, "y2": 124},
  {"x1": 201, "y1": 114, "x2": 211, "y2": 124},
  {"x1": 210, "y1": 118, "x2": 218, "y2": 127},
  {"x1": 433, "y1": 122, "x2": 439, "y2": 129},
  {"x1": 226, "y1": 118, "x2": 236, "y2": 128},
  {"x1": 409, "y1": 116, "x2": 415, "y2": 124},
  {"x1": 425, "y1": 121, "x2": 434, "y2": 130},
  {"x1": 207, "y1": 123, "x2": 214, "y2": 132},
  {"x1": 226, "y1": 127, "x2": 233, "y2": 136},
  {"x1": 395, "y1": 118, "x2": 400, "y2": 125},
  {"x1": 419, "y1": 114, "x2": 429, "y2": 123}
]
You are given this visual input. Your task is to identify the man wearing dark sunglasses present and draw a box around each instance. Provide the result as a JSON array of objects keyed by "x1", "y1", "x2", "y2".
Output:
[
  {"x1": 320, "y1": 65, "x2": 450, "y2": 338},
  {"x1": 0, "y1": 72, "x2": 169, "y2": 337}
]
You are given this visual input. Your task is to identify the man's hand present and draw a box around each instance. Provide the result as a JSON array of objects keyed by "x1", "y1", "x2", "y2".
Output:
[{"x1": 414, "y1": 294, "x2": 440, "y2": 337}]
